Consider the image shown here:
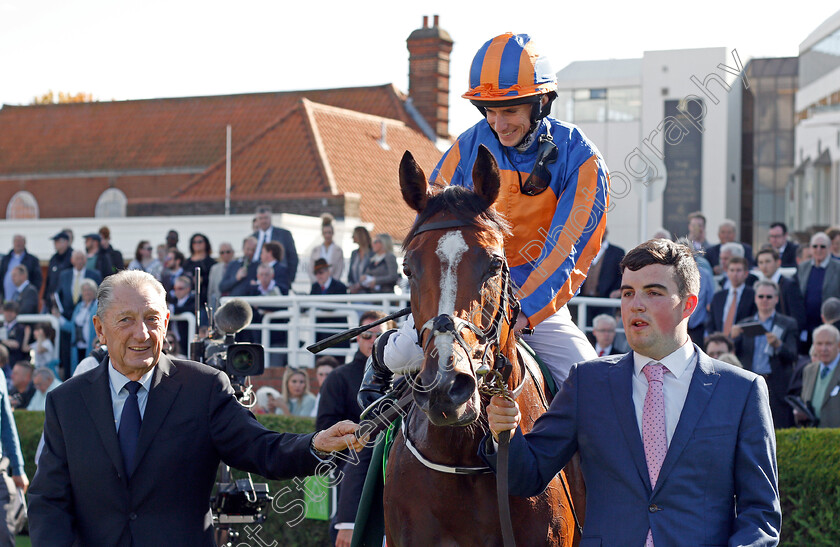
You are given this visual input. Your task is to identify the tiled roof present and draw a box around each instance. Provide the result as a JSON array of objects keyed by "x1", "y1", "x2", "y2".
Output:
[
  {"x1": 172, "y1": 99, "x2": 443, "y2": 239},
  {"x1": 0, "y1": 85, "x2": 417, "y2": 176}
]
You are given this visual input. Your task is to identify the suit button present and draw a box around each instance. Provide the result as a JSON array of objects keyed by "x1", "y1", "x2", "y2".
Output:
[
  {"x1": 129, "y1": 513, "x2": 137, "y2": 520},
  {"x1": 648, "y1": 504, "x2": 659, "y2": 513}
]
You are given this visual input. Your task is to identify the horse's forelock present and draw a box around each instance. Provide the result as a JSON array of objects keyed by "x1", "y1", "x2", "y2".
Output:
[{"x1": 403, "y1": 186, "x2": 511, "y2": 249}]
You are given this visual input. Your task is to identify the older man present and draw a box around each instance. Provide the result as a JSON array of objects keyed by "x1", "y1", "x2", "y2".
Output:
[
  {"x1": 706, "y1": 219, "x2": 754, "y2": 274},
  {"x1": 798, "y1": 232, "x2": 840, "y2": 339},
  {"x1": 10, "y1": 265, "x2": 38, "y2": 314},
  {"x1": 797, "y1": 324, "x2": 840, "y2": 427},
  {"x1": 484, "y1": 238, "x2": 780, "y2": 546},
  {"x1": 25, "y1": 367, "x2": 62, "y2": 411},
  {"x1": 589, "y1": 313, "x2": 624, "y2": 356},
  {"x1": 207, "y1": 242, "x2": 235, "y2": 310},
  {"x1": 29, "y1": 270, "x2": 365, "y2": 546}
]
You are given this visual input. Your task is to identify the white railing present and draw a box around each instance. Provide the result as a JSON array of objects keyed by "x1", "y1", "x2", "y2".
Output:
[
  {"x1": 215, "y1": 293, "x2": 410, "y2": 367},
  {"x1": 176, "y1": 294, "x2": 619, "y2": 369}
]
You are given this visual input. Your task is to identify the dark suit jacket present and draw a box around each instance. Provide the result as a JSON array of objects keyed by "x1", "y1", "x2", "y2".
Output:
[
  {"x1": 91, "y1": 249, "x2": 115, "y2": 281},
  {"x1": 481, "y1": 349, "x2": 780, "y2": 546},
  {"x1": 779, "y1": 242, "x2": 798, "y2": 268},
  {"x1": 28, "y1": 356, "x2": 321, "y2": 546},
  {"x1": 733, "y1": 313, "x2": 798, "y2": 428},
  {"x1": 706, "y1": 242, "x2": 754, "y2": 269},
  {"x1": 316, "y1": 351, "x2": 368, "y2": 526},
  {"x1": 45, "y1": 248, "x2": 73, "y2": 304},
  {"x1": 219, "y1": 259, "x2": 258, "y2": 297},
  {"x1": 56, "y1": 268, "x2": 103, "y2": 319},
  {"x1": 0, "y1": 250, "x2": 43, "y2": 301},
  {"x1": 310, "y1": 278, "x2": 348, "y2": 296},
  {"x1": 580, "y1": 243, "x2": 624, "y2": 298},
  {"x1": 801, "y1": 360, "x2": 840, "y2": 428},
  {"x1": 706, "y1": 286, "x2": 757, "y2": 334},
  {"x1": 775, "y1": 275, "x2": 806, "y2": 332},
  {"x1": 253, "y1": 226, "x2": 298, "y2": 284},
  {"x1": 13, "y1": 283, "x2": 39, "y2": 314}
]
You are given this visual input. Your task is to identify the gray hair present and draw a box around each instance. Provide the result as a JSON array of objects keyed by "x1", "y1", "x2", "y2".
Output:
[
  {"x1": 822, "y1": 297, "x2": 840, "y2": 324},
  {"x1": 33, "y1": 366, "x2": 55, "y2": 383},
  {"x1": 97, "y1": 270, "x2": 166, "y2": 319},
  {"x1": 375, "y1": 233, "x2": 394, "y2": 255},
  {"x1": 592, "y1": 314, "x2": 617, "y2": 330},
  {"x1": 811, "y1": 231, "x2": 831, "y2": 246},
  {"x1": 719, "y1": 219, "x2": 737, "y2": 232},
  {"x1": 753, "y1": 280, "x2": 779, "y2": 296},
  {"x1": 720, "y1": 242, "x2": 745, "y2": 257},
  {"x1": 80, "y1": 279, "x2": 98, "y2": 293},
  {"x1": 813, "y1": 323, "x2": 840, "y2": 343}
]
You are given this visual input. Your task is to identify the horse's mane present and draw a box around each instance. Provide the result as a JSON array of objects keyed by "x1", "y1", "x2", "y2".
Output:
[{"x1": 403, "y1": 185, "x2": 512, "y2": 249}]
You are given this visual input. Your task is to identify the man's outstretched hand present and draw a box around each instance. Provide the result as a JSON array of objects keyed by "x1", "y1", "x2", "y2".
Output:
[
  {"x1": 313, "y1": 420, "x2": 369, "y2": 453},
  {"x1": 487, "y1": 395, "x2": 521, "y2": 442}
]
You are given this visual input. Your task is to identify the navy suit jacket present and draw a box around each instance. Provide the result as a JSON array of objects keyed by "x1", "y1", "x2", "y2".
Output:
[
  {"x1": 253, "y1": 226, "x2": 298, "y2": 284},
  {"x1": 779, "y1": 242, "x2": 798, "y2": 268},
  {"x1": 775, "y1": 275, "x2": 806, "y2": 332},
  {"x1": 55, "y1": 268, "x2": 103, "y2": 319},
  {"x1": 707, "y1": 286, "x2": 757, "y2": 334},
  {"x1": 580, "y1": 243, "x2": 624, "y2": 298},
  {"x1": 28, "y1": 356, "x2": 321, "y2": 547},
  {"x1": 481, "y1": 348, "x2": 780, "y2": 546}
]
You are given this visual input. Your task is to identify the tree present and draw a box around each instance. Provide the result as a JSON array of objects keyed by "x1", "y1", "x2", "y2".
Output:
[{"x1": 30, "y1": 91, "x2": 96, "y2": 105}]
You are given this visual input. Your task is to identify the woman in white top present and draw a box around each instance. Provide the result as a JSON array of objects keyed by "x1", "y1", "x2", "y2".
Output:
[
  {"x1": 308, "y1": 213, "x2": 344, "y2": 282},
  {"x1": 22, "y1": 322, "x2": 58, "y2": 370}
]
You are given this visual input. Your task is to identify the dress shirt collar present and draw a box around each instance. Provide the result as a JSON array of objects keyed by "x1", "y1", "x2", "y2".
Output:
[
  {"x1": 633, "y1": 339, "x2": 695, "y2": 380},
  {"x1": 820, "y1": 354, "x2": 840, "y2": 372},
  {"x1": 108, "y1": 359, "x2": 155, "y2": 395},
  {"x1": 817, "y1": 256, "x2": 832, "y2": 269}
]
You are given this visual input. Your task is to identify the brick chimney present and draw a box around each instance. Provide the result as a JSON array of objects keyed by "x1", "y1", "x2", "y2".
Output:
[{"x1": 407, "y1": 15, "x2": 453, "y2": 140}]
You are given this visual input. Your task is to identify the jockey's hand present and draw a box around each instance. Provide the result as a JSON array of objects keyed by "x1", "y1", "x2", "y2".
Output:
[
  {"x1": 487, "y1": 395, "x2": 520, "y2": 442},
  {"x1": 513, "y1": 313, "x2": 529, "y2": 334}
]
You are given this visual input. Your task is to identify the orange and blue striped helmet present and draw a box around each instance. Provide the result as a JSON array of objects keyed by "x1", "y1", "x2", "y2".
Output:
[{"x1": 463, "y1": 33, "x2": 557, "y2": 108}]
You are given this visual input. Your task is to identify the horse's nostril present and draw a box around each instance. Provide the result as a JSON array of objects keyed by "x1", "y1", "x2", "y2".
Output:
[{"x1": 448, "y1": 373, "x2": 476, "y2": 406}]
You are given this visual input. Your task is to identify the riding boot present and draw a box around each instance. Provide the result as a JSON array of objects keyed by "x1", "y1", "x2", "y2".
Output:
[{"x1": 357, "y1": 329, "x2": 397, "y2": 410}]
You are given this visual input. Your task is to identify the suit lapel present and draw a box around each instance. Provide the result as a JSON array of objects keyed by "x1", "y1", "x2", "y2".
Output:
[
  {"x1": 654, "y1": 349, "x2": 719, "y2": 494},
  {"x1": 821, "y1": 362, "x2": 840, "y2": 410},
  {"x1": 80, "y1": 359, "x2": 128, "y2": 483},
  {"x1": 133, "y1": 356, "x2": 181, "y2": 470},
  {"x1": 609, "y1": 353, "x2": 652, "y2": 491},
  {"x1": 799, "y1": 262, "x2": 812, "y2": 294}
]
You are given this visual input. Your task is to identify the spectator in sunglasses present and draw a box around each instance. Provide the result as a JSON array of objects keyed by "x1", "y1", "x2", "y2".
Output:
[
  {"x1": 207, "y1": 242, "x2": 235, "y2": 310},
  {"x1": 128, "y1": 240, "x2": 163, "y2": 281},
  {"x1": 425, "y1": 33, "x2": 610, "y2": 386},
  {"x1": 798, "y1": 232, "x2": 840, "y2": 342}
]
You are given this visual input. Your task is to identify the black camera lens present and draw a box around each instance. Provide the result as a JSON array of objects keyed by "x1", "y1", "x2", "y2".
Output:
[
  {"x1": 230, "y1": 348, "x2": 255, "y2": 373},
  {"x1": 225, "y1": 344, "x2": 265, "y2": 377}
]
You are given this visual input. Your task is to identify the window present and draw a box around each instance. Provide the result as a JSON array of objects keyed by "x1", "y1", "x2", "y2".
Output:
[
  {"x1": 95, "y1": 188, "x2": 127, "y2": 218},
  {"x1": 559, "y1": 87, "x2": 641, "y2": 123},
  {"x1": 6, "y1": 191, "x2": 38, "y2": 219}
]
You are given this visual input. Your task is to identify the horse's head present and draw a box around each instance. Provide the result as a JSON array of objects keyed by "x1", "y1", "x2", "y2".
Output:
[{"x1": 400, "y1": 146, "x2": 514, "y2": 427}]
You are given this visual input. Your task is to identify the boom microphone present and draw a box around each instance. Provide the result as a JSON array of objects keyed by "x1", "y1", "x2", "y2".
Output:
[{"x1": 214, "y1": 299, "x2": 254, "y2": 335}]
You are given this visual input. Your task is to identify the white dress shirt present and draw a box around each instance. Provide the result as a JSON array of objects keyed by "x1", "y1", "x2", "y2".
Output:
[{"x1": 632, "y1": 341, "x2": 697, "y2": 446}]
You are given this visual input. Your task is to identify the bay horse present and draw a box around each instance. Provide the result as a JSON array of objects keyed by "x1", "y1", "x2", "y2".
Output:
[{"x1": 382, "y1": 146, "x2": 584, "y2": 546}]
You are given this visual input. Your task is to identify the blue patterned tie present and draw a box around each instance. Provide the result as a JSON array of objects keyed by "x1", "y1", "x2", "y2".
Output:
[
  {"x1": 118, "y1": 381, "x2": 142, "y2": 478},
  {"x1": 821, "y1": 366, "x2": 831, "y2": 380}
]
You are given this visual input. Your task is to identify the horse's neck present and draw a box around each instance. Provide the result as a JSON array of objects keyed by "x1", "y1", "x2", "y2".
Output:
[{"x1": 408, "y1": 409, "x2": 488, "y2": 466}]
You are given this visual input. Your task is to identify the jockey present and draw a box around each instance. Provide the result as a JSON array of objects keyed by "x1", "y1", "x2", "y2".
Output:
[{"x1": 360, "y1": 33, "x2": 610, "y2": 404}]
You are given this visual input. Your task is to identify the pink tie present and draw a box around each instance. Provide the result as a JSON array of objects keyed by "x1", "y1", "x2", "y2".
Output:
[{"x1": 642, "y1": 362, "x2": 666, "y2": 547}]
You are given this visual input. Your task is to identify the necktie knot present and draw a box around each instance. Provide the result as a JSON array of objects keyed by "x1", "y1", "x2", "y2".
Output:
[
  {"x1": 821, "y1": 366, "x2": 832, "y2": 380},
  {"x1": 125, "y1": 381, "x2": 142, "y2": 395},
  {"x1": 643, "y1": 362, "x2": 665, "y2": 384}
]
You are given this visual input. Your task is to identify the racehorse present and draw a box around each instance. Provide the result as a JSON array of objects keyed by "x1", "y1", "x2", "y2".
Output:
[{"x1": 382, "y1": 146, "x2": 584, "y2": 546}]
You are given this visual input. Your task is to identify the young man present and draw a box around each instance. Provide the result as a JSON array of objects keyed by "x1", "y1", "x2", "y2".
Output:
[
  {"x1": 29, "y1": 270, "x2": 366, "y2": 546},
  {"x1": 428, "y1": 32, "x2": 609, "y2": 384},
  {"x1": 755, "y1": 246, "x2": 806, "y2": 333},
  {"x1": 707, "y1": 256, "x2": 757, "y2": 336},
  {"x1": 484, "y1": 238, "x2": 780, "y2": 546}
]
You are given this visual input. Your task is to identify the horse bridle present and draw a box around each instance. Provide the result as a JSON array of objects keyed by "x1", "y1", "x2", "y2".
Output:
[{"x1": 412, "y1": 218, "x2": 521, "y2": 390}]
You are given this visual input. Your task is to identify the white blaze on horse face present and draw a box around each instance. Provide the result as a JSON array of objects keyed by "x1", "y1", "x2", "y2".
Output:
[{"x1": 434, "y1": 231, "x2": 468, "y2": 368}]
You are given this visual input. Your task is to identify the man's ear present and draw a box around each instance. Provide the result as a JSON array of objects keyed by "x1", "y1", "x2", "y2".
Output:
[
  {"x1": 92, "y1": 315, "x2": 105, "y2": 345},
  {"x1": 682, "y1": 294, "x2": 699, "y2": 319}
]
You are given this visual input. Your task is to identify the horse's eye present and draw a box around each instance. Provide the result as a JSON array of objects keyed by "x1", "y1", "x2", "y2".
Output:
[
  {"x1": 488, "y1": 257, "x2": 504, "y2": 275},
  {"x1": 403, "y1": 265, "x2": 413, "y2": 278}
]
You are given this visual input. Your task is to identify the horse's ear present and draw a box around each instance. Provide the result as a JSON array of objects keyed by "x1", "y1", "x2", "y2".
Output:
[
  {"x1": 471, "y1": 145, "x2": 500, "y2": 206},
  {"x1": 399, "y1": 150, "x2": 430, "y2": 212}
]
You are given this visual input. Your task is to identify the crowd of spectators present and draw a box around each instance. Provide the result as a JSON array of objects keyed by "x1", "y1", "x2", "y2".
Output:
[{"x1": 581, "y1": 213, "x2": 840, "y2": 430}]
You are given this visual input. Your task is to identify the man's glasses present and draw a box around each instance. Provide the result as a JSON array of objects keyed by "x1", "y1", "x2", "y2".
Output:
[
  {"x1": 812, "y1": 244, "x2": 828, "y2": 249},
  {"x1": 220, "y1": 250, "x2": 233, "y2": 255},
  {"x1": 359, "y1": 332, "x2": 380, "y2": 340},
  {"x1": 756, "y1": 295, "x2": 776, "y2": 299},
  {"x1": 520, "y1": 134, "x2": 559, "y2": 196}
]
